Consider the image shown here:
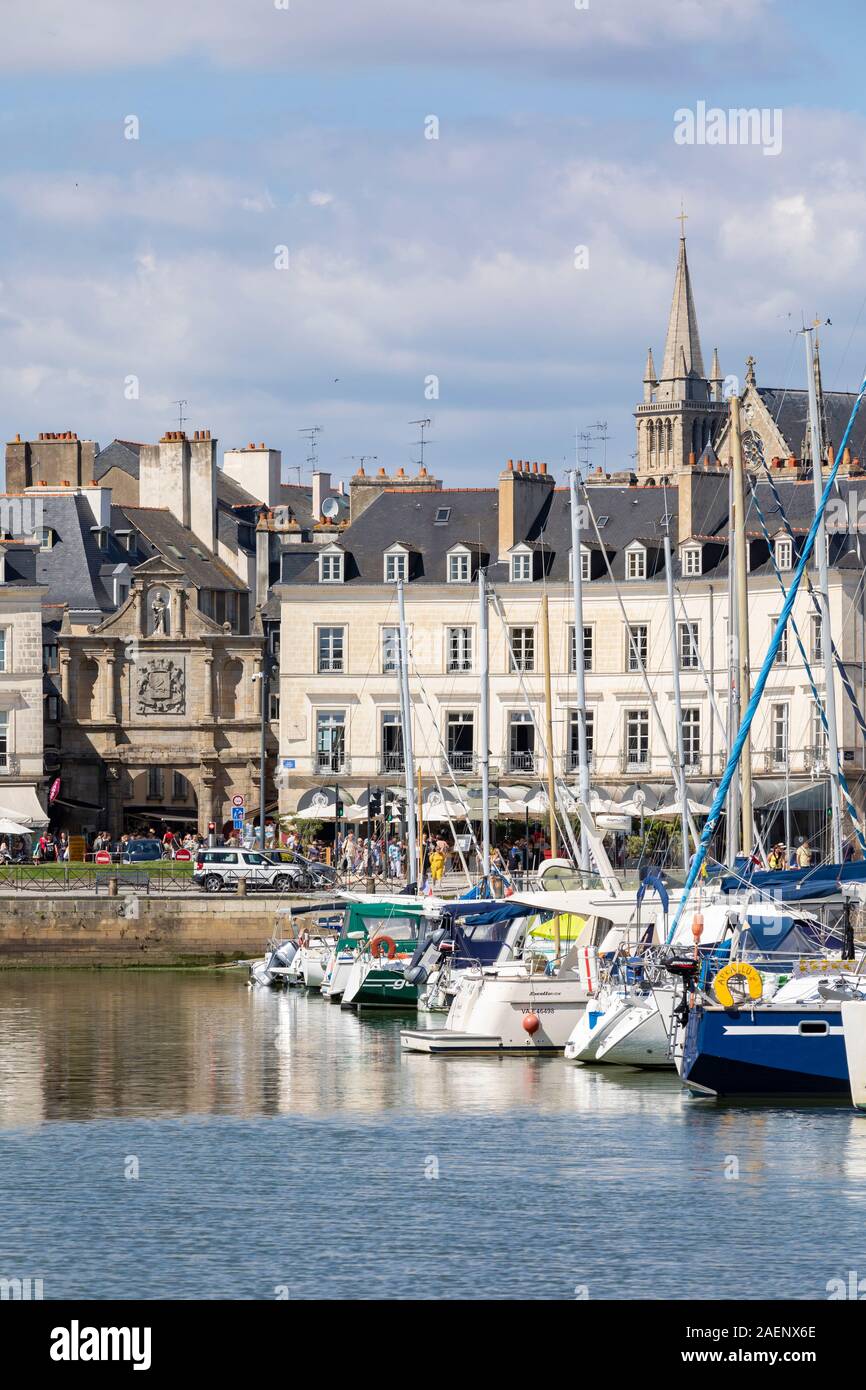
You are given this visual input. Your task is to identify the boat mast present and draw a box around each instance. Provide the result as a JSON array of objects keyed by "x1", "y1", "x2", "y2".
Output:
[
  {"x1": 540, "y1": 592, "x2": 559, "y2": 865},
  {"x1": 569, "y1": 469, "x2": 591, "y2": 871},
  {"x1": 726, "y1": 462, "x2": 740, "y2": 863},
  {"x1": 664, "y1": 527, "x2": 690, "y2": 871},
  {"x1": 730, "y1": 393, "x2": 753, "y2": 856},
  {"x1": 478, "y1": 567, "x2": 491, "y2": 879},
  {"x1": 396, "y1": 578, "x2": 418, "y2": 886},
  {"x1": 805, "y1": 323, "x2": 844, "y2": 862}
]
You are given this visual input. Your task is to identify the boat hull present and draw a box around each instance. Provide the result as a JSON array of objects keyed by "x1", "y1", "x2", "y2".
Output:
[
  {"x1": 681, "y1": 1004, "x2": 849, "y2": 1097},
  {"x1": 595, "y1": 1000, "x2": 672, "y2": 1068},
  {"x1": 842, "y1": 1000, "x2": 866, "y2": 1112},
  {"x1": 402, "y1": 968, "x2": 587, "y2": 1054}
]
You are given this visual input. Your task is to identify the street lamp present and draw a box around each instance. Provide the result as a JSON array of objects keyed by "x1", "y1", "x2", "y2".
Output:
[{"x1": 251, "y1": 660, "x2": 275, "y2": 850}]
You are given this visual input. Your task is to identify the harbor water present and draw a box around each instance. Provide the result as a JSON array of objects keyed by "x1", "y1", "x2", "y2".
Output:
[{"x1": 1, "y1": 970, "x2": 865, "y2": 1301}]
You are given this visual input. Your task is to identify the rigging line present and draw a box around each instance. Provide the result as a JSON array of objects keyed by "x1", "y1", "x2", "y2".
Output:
[
  {"x1": 407, "y1": 656, "x2": 478, "y2": 881},
  {"x1": 668, "y1": 361, "x2": 866, "y2": 942},
  {"x1": 748, "y1": 435, "x2": 866, "y2": 748},
  {"x1": 672, "y1": 584, "x2": 728, "y2": 756},
  {"x1": 745, "y1": 472, "x2": 866, "y2": 854},
  {"x1": 487, "y1": 585, "x2": 581, "y2": 862},
  {"x1": 577, "y1": 476, "x2": 702, "y2": 852}
]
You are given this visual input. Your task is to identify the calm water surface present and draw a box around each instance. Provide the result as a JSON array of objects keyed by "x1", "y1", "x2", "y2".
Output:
[{"x1": 0, "y1": 970, "x2": 864, "y2": 1300}]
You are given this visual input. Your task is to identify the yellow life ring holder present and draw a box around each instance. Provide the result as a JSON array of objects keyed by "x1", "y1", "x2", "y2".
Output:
[{"x1": 713, "y1": 962, "x2": 763, "y2": 1008}]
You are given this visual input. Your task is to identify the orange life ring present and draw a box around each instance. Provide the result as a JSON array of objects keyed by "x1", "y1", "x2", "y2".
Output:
[{"x1": 370, "y1": 934, "x2": 397, "y2": 960}]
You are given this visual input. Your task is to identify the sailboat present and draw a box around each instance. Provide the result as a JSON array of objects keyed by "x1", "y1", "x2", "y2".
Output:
[{"x1": 841, "y1": 998, "x2": 866, "y2": 1111}]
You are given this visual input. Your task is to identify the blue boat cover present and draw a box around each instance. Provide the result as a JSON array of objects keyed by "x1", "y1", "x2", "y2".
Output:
[{"x1": 719, "y1": 860, "x2": 866, "y2": 901}]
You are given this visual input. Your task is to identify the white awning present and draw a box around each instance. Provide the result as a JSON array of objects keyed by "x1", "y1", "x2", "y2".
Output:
[{"x1": 0, "y1": 784, "x2": 50, "y2": 829}]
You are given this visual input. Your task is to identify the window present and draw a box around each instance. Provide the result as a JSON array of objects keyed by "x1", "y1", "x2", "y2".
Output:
[
  {"x1": 811, "y1": 613, "x2": 823, "y2": 664},
  {"x1": 46, "y1": 694, "x2": 60, "y2": 721},
  {"x1": 569, "y1": 548, "x2": 591, "y2": 582},
  {"x1": 446, "y1": 625, "x2": 472, "y2": 672},
  {"x1": 508, "y1": 711, "x2": 535, "y2": 772},
  {"x1": 626, "y1": 546, "x2": 646, "y2": 580},
  {"x1": 173, "y1": 771, "x2": 187, "y2": 802},
  {"x1": 509, "y1": 626, "x2": 535, "y2": 672},
  {"x1": 39, "y1": 526, "x2": 54, "y2": 551},
  {"x1": 117, "y1": 583, "x2": 129, "y2": 606},
  {"x1": 385, "y1": 551, "x2": 408, "y2": 582},
  {"x1": 434, "y1": 507, "x2": 451, "y2": 524},
  {"x1": 0, "y1": 711, "x2": 7, "y2": 768},
  {"x1": 448, "y1": 551, "x2": 471, "y2": 583},
  {"x1": 511, "y1": 551, "x2": 532, "y2": 582},
  {"x1": 269, "y1": 692, "x2": 280, "y2": 722},
  {"x1": 446, "y1": 712, "x2": 474, "y2": 771},
  {"x1": 770, "y1": 702, "x2": 789, "y2": 767},
  {"x1": 625, "y1": 709, "x2": 650, "y2": 768},
  {"x1": 682, "y1": 707, "x2": 701, "y2": 766},
  {"x1": 811, "y1": 701, "x2": 827, "y2": 761},
  {"x1": 678, "y1": 620, "x2": 699, "y2": 670},
  {"x1": 569, "y1": 625, "x2": 593, "y2": 673},
  {"x1": 775, "y1": 537, "x2": 793, "y2": 572},
  {"x1": 320, "y1": 551, "x2": 343, "y2": 583},
  {"x1": 317, "y1": 626, "x2": 345, "y2": 673},
  {"x1": 772, "y1": 616, "x2": 789, "y2": 665},
  {"x1": 147, "y1": 766, "x2": 163, "y2": 799},
  {"x1": 41, "y1": 641, "x2": 57, "y2": 671},
  {"x1": 568, "y1": 709, "x2": 594, "y2": 770},
  {"x1": 316, "y1": 711, "x2": 346, "y2": 773},
  {"x1": 381, "y1": 711, "x2": 404, "y2": 773},
  {"x1": 682, "y1": 546, "x2": 702, "y2": 577},
  {"x1": 382, "y1": 626, "x2": 400, "y2": 674},
  {"x1": 0, "y1": 629, "x2": 6, "y2": 672},
  {"x1": 626, "y1": 623, "x2": 648, "y2": 672}
]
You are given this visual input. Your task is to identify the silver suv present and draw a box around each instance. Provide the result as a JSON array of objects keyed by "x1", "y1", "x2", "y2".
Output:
[{"x1": 193, "y1": 848, "x2": 303, "y2": 894}]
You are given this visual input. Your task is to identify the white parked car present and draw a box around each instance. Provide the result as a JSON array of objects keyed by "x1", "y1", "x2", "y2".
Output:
[{"x1": 193, "y1": 848, "x2": 303, "y2": 894}]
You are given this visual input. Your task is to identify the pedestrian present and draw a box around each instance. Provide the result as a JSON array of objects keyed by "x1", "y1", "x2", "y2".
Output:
[
  {"x1": 796, "y1": 837, "x2": 812, "y2": 869},
  {"x1": 429, "y1": 845, "x2": 445, "y2": 888},
  {"x1": 767, "y1": 842, "x2": 785, "y2": 871},
  {"x1": 388, "y1": 838, "x2": 401, "y2": 879}
]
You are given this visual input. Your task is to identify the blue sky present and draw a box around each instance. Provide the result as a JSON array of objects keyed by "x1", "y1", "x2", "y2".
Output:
[{"x1": 1, "y1": 0, "x2": 866, "y2": 490}]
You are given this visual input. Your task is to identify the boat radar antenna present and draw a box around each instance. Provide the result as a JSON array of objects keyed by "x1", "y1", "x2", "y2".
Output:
[
  {"x1": 173, "y1": 399, "x2": 188, "y2": 431},
  {"x1": 409, "y1": 418, "x2": 433, "y2": 471}
]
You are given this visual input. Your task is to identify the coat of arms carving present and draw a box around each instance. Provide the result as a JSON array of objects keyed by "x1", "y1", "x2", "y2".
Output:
[{"x1": 137, "y1": 658, "x2": 186, "y2": 715}]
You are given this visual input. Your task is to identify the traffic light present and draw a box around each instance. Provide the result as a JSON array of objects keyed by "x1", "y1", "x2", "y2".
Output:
[
  {"x1": 368, "y1": 790, "x2": 382, "y2": 817},
  {"x1": 336, "y1": 799, "x2": 344, "y2": 818}
]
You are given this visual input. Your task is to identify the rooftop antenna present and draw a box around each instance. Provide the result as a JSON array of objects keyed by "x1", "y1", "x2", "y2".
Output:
[
  {"x1": 576, "y1": 428, "x2": 594, "y2": 474},
  {"x1": 299, "y1": 425, "x2": 322, "y2": 474},
  {"x1": 593, "y1": 420, "x2": 610, "y2": 474},
  {"x1": 173, "y1": 399, "x2": 188, "y2": 432},
  {"x1": 409, "y1": 418, "x2": 433, "y2": 470},
  {"x1": 346, "y1": 454, "x2": 378, "y2": 471}
]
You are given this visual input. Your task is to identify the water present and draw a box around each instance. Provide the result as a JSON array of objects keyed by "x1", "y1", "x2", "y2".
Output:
[{"x1": 1, "y1": 970, "x2": 865, "y2": 1300}]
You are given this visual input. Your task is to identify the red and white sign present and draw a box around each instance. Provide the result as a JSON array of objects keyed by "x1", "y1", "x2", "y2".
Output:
[
  {"x1": 49, "y1": 777, "x2": 61, "y2": 805},
  {"x1": 174, "y1": 848, "x2": 191, "y2": 861},
  {"x1": 94, "y1": 851, "x2": 112, "y2": 864},
  {"x1": 232, "y1": 794, "x2": 245, "y2": 808}
]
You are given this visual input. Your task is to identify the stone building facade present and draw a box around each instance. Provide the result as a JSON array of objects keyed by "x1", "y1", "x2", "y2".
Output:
[
  {"x1": 57, "y1": 559, "x2": 267, "y2": 837},
  {"x1": 0, "y1": 543, "x2": 49, "y2": 828}
]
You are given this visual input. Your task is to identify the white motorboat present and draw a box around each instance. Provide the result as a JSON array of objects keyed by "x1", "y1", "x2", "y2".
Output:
[
  {"x1": 401, "y1": 958, "x2": 588, "y2": 1054},
  {"x1": 247, "y1": 937, "x2": 298, "y2": 988}
]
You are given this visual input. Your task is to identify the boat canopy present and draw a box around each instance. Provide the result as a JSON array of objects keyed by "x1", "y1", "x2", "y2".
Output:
[{"x1": 719, "y1": 860, "x2": 866, "y2": 901}]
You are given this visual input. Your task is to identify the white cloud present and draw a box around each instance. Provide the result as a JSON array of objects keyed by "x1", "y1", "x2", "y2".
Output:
[{"x1": 0, "y1": 0, "x2": 783, "y2": 75}]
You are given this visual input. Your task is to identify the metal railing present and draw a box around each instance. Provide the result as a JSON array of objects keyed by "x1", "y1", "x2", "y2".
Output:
[
  {"x1": 444, "y1": 751, "x2": 476, "y2": 774},
  {"x1": 380, "y1": 751, "x2": 405, "y2": 774},
  {"x1": 507, "y1": 750, "x2": 536, "y2": 774}
]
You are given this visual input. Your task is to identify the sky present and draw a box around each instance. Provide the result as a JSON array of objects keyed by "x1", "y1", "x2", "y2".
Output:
[{"x1": 2, "y1": 0, "x2": 866, "y2": 490}]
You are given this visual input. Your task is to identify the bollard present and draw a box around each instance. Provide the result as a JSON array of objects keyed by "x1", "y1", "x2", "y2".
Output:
[
  {"x1": 236, "y1": 876, "x2": 247, "y2": 897},
  {"x1": 107, "y1": 876, "x2": 118, "y2": 897},
  {"x1": 366, "y1": 876, "x2": 375, "y2": 895}
]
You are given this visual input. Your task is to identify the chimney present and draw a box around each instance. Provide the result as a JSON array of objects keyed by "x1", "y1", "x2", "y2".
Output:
[
  {"x1": 189, "y1": 430, "x2": 217, "y2": 553},
  {"x1": 141, "y1": 432, "x2": 190, "y2": 531},
  {"x1": 222, "y1": 442, "x2": 281, "y2": 508},
  {"x1": 312, "y1": 470, "x2": 332, "y2": 519},
  {"x1": 498, "y1": 457, "x2": 554, "y2": 560}
]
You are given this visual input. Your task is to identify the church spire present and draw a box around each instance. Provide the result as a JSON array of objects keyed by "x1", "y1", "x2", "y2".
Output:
[
  {"x1": 657, "y1": 232, "x2": 706, "y2": 401},
  {"x1": 710, "y1": 346, "x2": 722, "y2": 400},
  {"x1": 643, "y1": 347, "x2": 657, "y2": 403}
]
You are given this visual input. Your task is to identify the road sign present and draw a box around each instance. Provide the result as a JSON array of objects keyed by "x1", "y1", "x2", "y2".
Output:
[
  {"x1": 232, "y1": 794, "x2": 245, "y2": 808},
  {"x1": 282, "y1": 759, "x2": 296, "y2": 770},
  {"x1": 232, "y1": 807, "x2": 245, "y2": 828},
  {"x1": 174, "y1": 848, "x2": 191, "y2": 861},
  {"x1": 94, "y1": 851, "x2": 112, "y2": 864}
]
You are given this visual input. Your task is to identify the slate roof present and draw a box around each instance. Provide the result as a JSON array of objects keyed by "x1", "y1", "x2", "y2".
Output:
[
  {"x1": 217, "y1": 471, "x2": 261, "y2": 510},
  {"x1": 115, "y1": 506, "x2": 246, "y2": 591},
  {"x1": 33, "y1": 494, "x2": 128, "y2": 619},
  {"x1": 758, "y1": 387, "x2": 866, "y2": 461},
  {"x1": 93, "y1": 439, "x2": 142, "y2": 482},
  {"x1": 276, "y1": 473, "x2": 866, "y2": 591}
]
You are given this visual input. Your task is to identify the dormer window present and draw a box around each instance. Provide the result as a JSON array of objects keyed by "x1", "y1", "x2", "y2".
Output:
[
  {"x1": 116, "y1": 530, "x2": 135, "y2": 552},
  {"x1": 39, "y1": 526, "x2": 54, "y2": 551},
  {"x1": 775, "y1": 537, "x2": 793, "y2": 572},
  {"x1": 384, "y1": 548, "x2": 409, "y2": 582},
  {"x1": 569, "y1": 547, "x2": 591, "y2": 582},
  {"x1": 625, "y1": 544, "x2": 646, "y2": 581},
  {"x1": 90, "y1": 527, "x2": 108, "y2": 550},
  {"x1": 511, "y1": 549, "x2": 532, "y2": 582},
  {"x1": 447, "y1": 547, "x2": 472, "y2": 583},
  {"x1": 320, "y1": 549, "x2": 344, "y2": 583},
  {"x1": 681, "y1": 546, "x2": 702, "y2": 577}
]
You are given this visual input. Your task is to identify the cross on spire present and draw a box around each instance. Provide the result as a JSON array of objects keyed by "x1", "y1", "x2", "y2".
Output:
[{"x1": 676, "y1": 202, "x2": 688, "y2": 238}]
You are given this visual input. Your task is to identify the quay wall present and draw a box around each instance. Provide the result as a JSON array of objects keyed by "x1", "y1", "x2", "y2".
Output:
[{"x1": 0, "y1": 893, "x2": 303, "y2": 967}]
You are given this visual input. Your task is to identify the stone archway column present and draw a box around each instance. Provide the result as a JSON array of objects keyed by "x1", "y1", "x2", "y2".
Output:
[{"x1": 198, "y1": 765, "x2": 217, "y2": 836}]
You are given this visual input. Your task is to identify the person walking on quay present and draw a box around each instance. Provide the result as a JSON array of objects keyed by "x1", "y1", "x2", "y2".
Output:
[
  {"x1": 387, "y1": 837, "x2": 401, "y2": 880},
  {"x1": 796, "y1": 837, "x2": 812, "y2": 869},
  {"x1": 428, "y1": 843, "x2": 445, "y2": 890}
]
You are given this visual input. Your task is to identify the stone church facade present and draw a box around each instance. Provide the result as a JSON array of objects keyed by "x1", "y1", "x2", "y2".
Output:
[{"x1": 57, "y1": 560, "x2": 267, "y2": 837}]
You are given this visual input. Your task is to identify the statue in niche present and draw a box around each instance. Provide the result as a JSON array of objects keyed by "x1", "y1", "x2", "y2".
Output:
[{"x1": 150, "y1": 594, "x2": 169, "y2": 636}]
